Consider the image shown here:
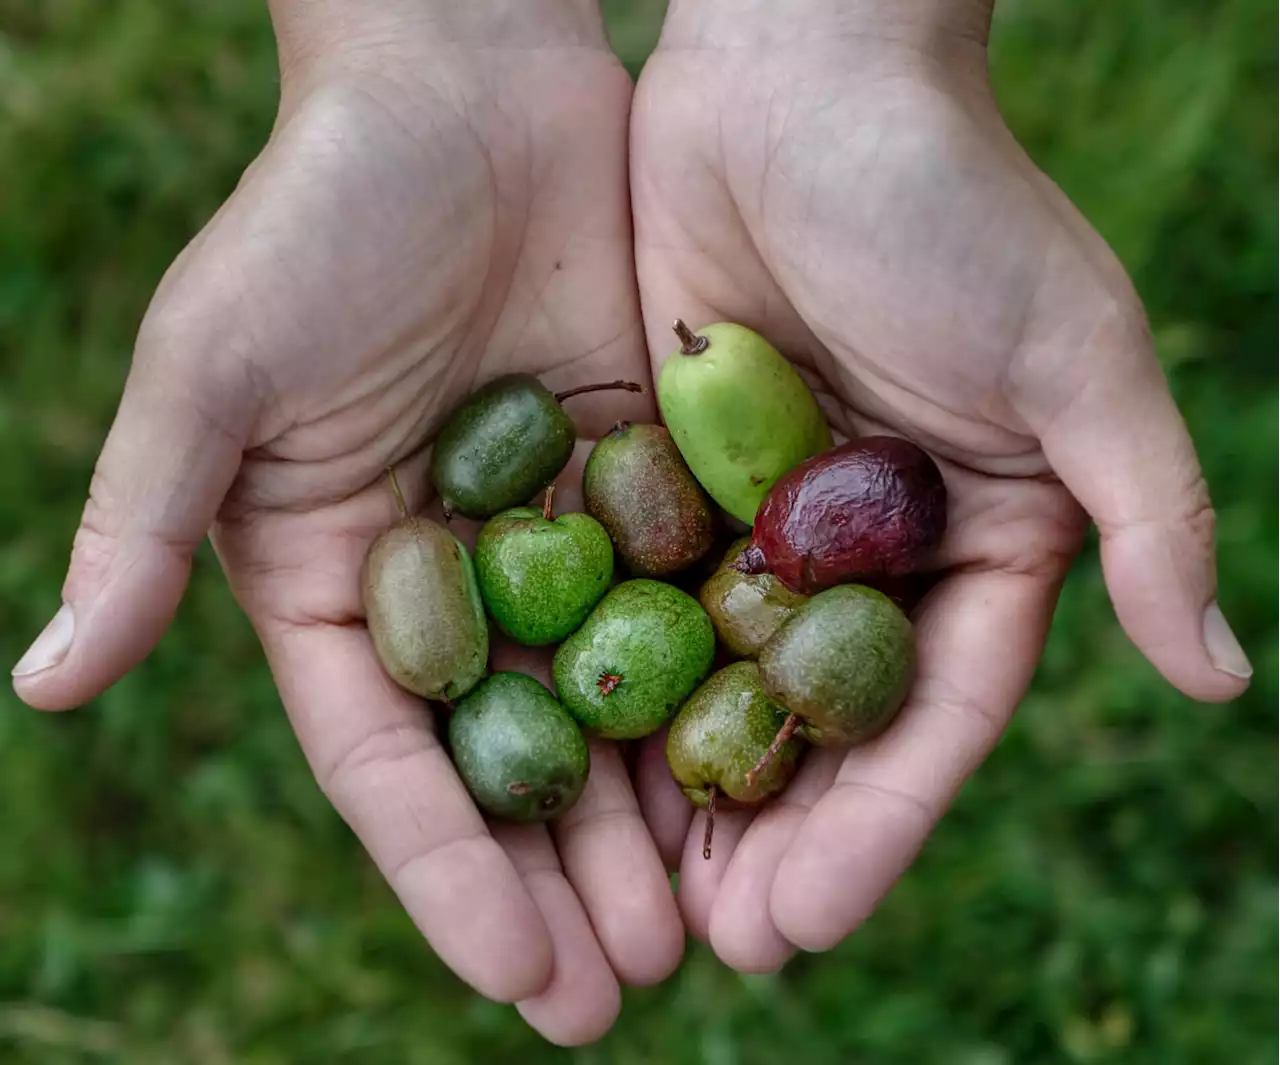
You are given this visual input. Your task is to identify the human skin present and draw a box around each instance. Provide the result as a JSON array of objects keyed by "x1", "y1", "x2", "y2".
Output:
[
  {"x1": 9, "y1": 1, "x2": 680, "y2": 1048},
  {"x1": 10, "y1": 0, "x2": 1254, "y2": 1045},
  {"x1": 629, "y1": 0, "x2": 1252, "y2": 973}
]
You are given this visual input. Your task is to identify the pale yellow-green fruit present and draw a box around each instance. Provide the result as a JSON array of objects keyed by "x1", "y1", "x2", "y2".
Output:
[{"x1": 657, "y1": 321, "x2": 832, "y2": 525}]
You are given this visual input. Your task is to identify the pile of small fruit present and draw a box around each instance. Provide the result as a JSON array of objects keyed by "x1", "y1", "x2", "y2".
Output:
[{"x1": 362, "y1": 321, "x2": 947, "y2": 856}]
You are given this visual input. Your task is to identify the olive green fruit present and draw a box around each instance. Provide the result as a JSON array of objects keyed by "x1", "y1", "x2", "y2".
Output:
[
  {"x1": 759, "y1": 584, "x2": 915, "y2": 747},
  {"x1": 583, "y1": 422, "x2": 715, "y2": 577},
  {"x1": 656, "y1": 321, "x2": 832, "y2": 525},
  {"x1": 448, "y1": 673, "x2": 589, "y2": 822},
  {"x1": 553, "y1": 579, "x2": 715, "y2": 740},
  {"x1": 667, "y1": 661, "x2": 803, "y2": 808},
  {"x1": 699, "y1": 537, "x2": 808, "y2": 658},
  {"x1": 474, "y1": 490, "x2": 613, "y2": 647},
  {"x1": 431, "y1": 374, "x2": 641, "y2": 520},
  {"x1": 362, "y1": 513, "x2": 488, "y2": 701}
]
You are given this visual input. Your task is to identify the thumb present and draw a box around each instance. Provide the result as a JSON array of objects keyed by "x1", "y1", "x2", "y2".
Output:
[
  {"x1": 12, "y1": 328, "x2": 253, "y2": 710},
  {"x1": 1032, "y1": 311, "x2": 1251, "y2": 702}
]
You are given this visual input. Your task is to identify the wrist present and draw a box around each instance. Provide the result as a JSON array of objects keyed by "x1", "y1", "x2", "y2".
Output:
[
  {"x1": 658, "y1": 0, "x2": 993, "y2": 57},
  {"x1": 268, "y1": 0, "x2": 610, "y2": 76}
]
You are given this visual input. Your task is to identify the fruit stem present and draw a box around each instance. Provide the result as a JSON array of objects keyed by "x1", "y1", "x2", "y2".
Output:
[
  {"x1": 385, "y1": 467, "x2": 409, "y2": 520},
  {"x1": 542, "y1": 484, "x2": 556, "y2": 521},
  {"x1": 702, "y1": 784, "x2": 717, "y2": 860},
  {"x1": 673, "y1": 319, "x2": 710, "y2": 355},
  {"x1": 730, "y1": 545, "x2": 767, "y2": 575},
  {"x1": 554, "y1": 380, "x2": 645, "y2": 403},
  {"x1": 745, "y1": 713, "x2": 800, "y2": 788}
]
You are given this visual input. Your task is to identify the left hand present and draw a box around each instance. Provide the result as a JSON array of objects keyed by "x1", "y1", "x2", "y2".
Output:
[{"x1": 629, "y1": 0, "x2": 1251, "y2": 972}]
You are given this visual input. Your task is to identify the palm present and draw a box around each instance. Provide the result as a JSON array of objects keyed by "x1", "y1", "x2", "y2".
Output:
[
  {"x1": 85, "y1": 45, "x2": 676, "y2": 1043},
  {"x1": 631, "y1": 43, "x2": 1103, "y2": 969}
]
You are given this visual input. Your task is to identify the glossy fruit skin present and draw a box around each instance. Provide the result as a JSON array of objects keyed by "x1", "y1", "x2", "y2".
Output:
[
  {"x1": 759, "y1": 584, "x2": 914, "y2": 746},
  {"x1": 699, "y1": 537, "x2": 808, "y2": 659},
  {"x1": 583, "y1": 423, "x2": 715, "y2": 577},
  {"x1": 430, "y1": 374, "x2": 576, "y2": 520},
  {"x1": 553, "y1": 579, "x2": 716, "y2": 740},
  {"x1": 448, "y1": 673, "x2": 589, "y2": 822},
  {"x1": 475, "y1": 506, "x2": 613, "y2": 646},
  {"x1": 666, "y1": 661, "x2": 803, "y2": 807},
  {"x1": 656, "y1": 323, "x2": 832, "y2": 525},
  {"x1": 741, "y1": 436, "x2": 947, "y2": 595},
  {"x1": 362, "y1": 517, "x2": 488, "y2": 700}
]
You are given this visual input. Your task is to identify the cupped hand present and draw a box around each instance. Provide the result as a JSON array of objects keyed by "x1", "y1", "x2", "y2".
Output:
[
  {"x1": 11, "y1": 4, "x2": 682, "y2": 1045},
  {"x1": 630, "y1": 3, "x2": 1252, "y2": 972}
]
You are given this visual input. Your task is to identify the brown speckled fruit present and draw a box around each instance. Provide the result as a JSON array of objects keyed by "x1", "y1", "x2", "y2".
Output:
[{"x1": 583, "y1": 422, "x2": 715, "y2": 577}]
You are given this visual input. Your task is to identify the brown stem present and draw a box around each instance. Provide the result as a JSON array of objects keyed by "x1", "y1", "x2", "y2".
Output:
[
  {"x1": 673, "y1": 319, "x2": 710, "y2": 355},
  {"x1": 386, "y1": 467, "x2": 409, "y2": 520},
  {"x1": 610, "y1": 420, "x2": 630, "y2": 436},
  {"x1": 541, "y1": 484, "x2": 556, "y2": 521},
  {"x1": 554, "y1": 380, "x2": 645, "y2": 403},
  {"x1": 745, "y1": 713, "x2": 801, "y2": 789},
  {"x1": 702, "y1": 784, "x2": 717, "y2": 861}
]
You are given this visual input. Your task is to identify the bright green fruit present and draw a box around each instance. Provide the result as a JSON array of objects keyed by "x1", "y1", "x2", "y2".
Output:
[
  {"x1": 656, "y1": 321, "x2": 832, "y2": 524},
  {"x1": 448, "y1": 673, "x2": 589, "y2": 822},
  {"x1": 552, "y1": 579, "x2": 715, "y2": 740},
  {"x1": 475, "y1": 493, "x2": 613, "y2": 646}
]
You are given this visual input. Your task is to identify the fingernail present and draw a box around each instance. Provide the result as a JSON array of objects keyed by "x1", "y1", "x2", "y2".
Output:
[
  {"x1": 12, "y1": 604, "x2": 75, "y2": 678},
  {"x1": 1203, "y1": 601, "x2": 1252, "y2": 680}
]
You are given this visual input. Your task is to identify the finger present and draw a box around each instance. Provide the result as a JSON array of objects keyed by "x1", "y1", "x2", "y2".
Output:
[
  {"x1": 707, "y1": 747, "x2": 843, "y2": 973},
  {"x1": 770, "y1": 568, "x2": 1059, "y2": 951},
  {"x1": 1029, "y1": 312, "x2": 1251, "y2": 699},
  {"x1": 490, "y1": 823, "x2": 621, "y2": 1047},
  {"x1": 12, "y1": 340, "x2": 254, "y2": 708},
  {"x1": 675, "y1": 802, "x2": 755, "y2": 945},
  {"x1": 260, "y1": 619, "x2": 554, "y2": 1002},
  {"x1": 634, "y1": 727, "x2": 695, "y2": 872},
  {"x1": 552, "y1": 739, "x2": 685, "y2": 986}
]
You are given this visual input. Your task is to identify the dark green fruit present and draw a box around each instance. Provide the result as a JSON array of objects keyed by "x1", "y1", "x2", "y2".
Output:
[
  {"x1": 431, "y1": 374, "x2": 642, "y2": 520},
  {"x1": 362, "y1": 483, "x2": 488, "y2": 700},
  {"x1": 448, "y1": 673, "x2": 589, "y2": 822},
  {"x1": 475, "y1": 488, "x2": 613, "y2": 646},
  {"x1": 666, "y1": 661, "x2": 804, "y2": 858},
  {"x1": 699, "y1": 537, "x2": 808, "y2": 658},
  {"x1": 553, "y1": 579, "x2": 715, "y2": 740},
  {"x1": 759, "y1": 584, "x2": 915, "y2": 748},
  {"x1": 583, "y1": 422, "x2": 715, "y2": 577}
]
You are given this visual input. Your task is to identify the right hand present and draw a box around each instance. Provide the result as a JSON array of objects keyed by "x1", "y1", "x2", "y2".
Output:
[{"x1": 10, "y1": 3, "x2": 681, "y2": 1045}]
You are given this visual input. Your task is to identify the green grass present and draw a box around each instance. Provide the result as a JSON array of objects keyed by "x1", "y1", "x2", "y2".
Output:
[{"x1": 1, "y1": 1, "x2": 1275, "y2": 1062}]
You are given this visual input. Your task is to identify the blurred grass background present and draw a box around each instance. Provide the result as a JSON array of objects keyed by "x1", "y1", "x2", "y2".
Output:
[{"x1": 0, "y1": 1, "x2": 1275, "y2": 1062}]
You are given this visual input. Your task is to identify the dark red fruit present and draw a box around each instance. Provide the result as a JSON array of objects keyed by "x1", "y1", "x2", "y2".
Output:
[{"x1": 736, "y1": 437, "x2": 947, "y2": 595}]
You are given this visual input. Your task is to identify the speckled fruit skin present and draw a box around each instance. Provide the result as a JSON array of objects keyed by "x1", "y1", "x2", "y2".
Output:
[
  {"x1": 553, "y1": 579, "x2": 716, "y2": 740},
  {"x1": 475, "y1": 506, "x2": 613, "y2": 646},
  {"x1": 666, "y1": 661, "x2": 803, "y2": 807},
  {"x1": 656, "y1": 323, "x2": 832, "y2": 524},
  {"x1": 448, "y1": 673, "x2": 589, "y2": 822},
  {"x1": 699, "y1": 537, "x2": 808, "y2": 659},
  {"x1": 361, "y1": 517, "x2": 488, "y2": 701},
  {"x1": 583, "y1": 423, "x2": 715, "y2": 577},
  {"x1": 430, "y1": 374, "x2": 575, "y2": 520},
  {"x1": 759, "y1": 584, "x2": 915, "y2": 746},
  {"x1": 740, "y1": 436, "x2": 947, "y2": 595}
]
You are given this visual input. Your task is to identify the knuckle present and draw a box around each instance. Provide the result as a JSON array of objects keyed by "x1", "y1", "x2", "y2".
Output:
[{"x1": 318, "y1": 719, "x2": 441, "y2": 805}]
